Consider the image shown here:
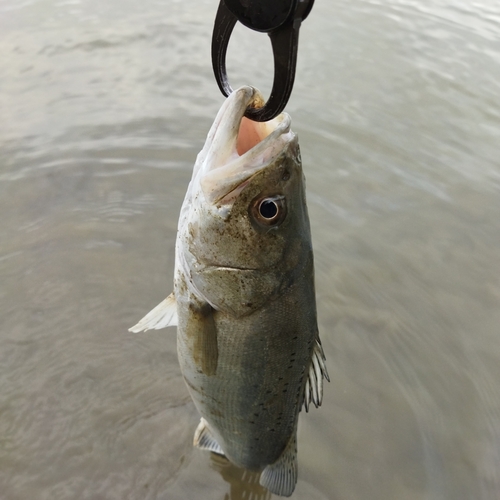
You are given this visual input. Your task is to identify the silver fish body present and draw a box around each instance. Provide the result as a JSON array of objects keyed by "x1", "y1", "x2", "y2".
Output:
[{"x1": 130, "y1": 86, "x2": 328, "y2": 497}]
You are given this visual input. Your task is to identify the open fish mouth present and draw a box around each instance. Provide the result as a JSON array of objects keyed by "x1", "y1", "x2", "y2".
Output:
[{"x1": 198, "y1": 86, "x2": 294, "y2": 204}]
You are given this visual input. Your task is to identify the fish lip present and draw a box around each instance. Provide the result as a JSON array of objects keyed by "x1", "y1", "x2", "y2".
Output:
[
  {"x1": 196, "y1": 86, "x2": 257, "y2": 171},
  {"x1": 214, "y1": 86, "x2": 260, "y2": 143},
  {"x1": 197, "y1": 86, "x2": 293, "y2": 205}
]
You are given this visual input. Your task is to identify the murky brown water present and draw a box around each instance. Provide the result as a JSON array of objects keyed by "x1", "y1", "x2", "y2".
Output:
[{"x1": 1, "y1": 0, "x2": 500, "y2": 499}]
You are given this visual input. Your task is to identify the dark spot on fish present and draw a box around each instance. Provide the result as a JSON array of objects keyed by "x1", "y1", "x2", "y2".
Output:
[{"x1": 282, "y1": 168, "x2": 290, "y2": 181}]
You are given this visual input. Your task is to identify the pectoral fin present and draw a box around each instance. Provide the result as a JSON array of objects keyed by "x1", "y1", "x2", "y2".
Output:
[
  {"x1": 128, "y1": 293, "x2": 178, "y2": 332},
  {"x1": 303, "y1": 338, "x2": 330, "y2": 412},
  {"x1": 186, "y1": 302, "x2": 218, "y2": 376},
  {"x1": 193, "y1": 418, "x2": 224, "y2": 455},
  {"x1": 259, "y1": 432, "x2": 298, "y2": 497}
]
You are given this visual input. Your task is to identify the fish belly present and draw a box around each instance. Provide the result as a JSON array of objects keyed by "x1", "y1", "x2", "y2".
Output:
[{"x1": 176, "y1": 274, "x2": 317, "y2": 471}]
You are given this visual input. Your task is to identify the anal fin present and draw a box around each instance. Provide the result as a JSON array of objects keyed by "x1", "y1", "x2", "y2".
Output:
[
  {"x1": 128, "y1": 293, "x2": 178, "y2": 332},
  {"x1": 259, "y1": 432, "x2": 297, "y2": 497},
  {"x1": 193, "y1": 418, "x2": 224, "y2": 456}
]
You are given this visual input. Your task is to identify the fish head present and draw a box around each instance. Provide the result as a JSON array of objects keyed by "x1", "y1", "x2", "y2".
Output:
[{"x1": 178, "y1": 86, "x2": 312, "y2": 314}]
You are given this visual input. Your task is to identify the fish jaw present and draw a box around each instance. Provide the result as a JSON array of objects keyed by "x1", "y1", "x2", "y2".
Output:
[
  {"x1": 190, "y1": 86, "x2": 294, "y2": 208},
  {"x1": 177, "y1": 135, "x2": 306, "y2": 306},
  {"x1": 175, "y1": 85, "x2": 307, "y2": 313}
]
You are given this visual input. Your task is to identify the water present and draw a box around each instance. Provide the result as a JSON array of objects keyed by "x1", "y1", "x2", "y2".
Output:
[{"x1": 1, "y1": 0, "x2": 500, "y2": 498}]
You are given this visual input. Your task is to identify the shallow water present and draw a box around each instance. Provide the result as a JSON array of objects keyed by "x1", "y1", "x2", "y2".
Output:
[{"x1": 1, "y1": 0, "x2": 500, "y2": 499}]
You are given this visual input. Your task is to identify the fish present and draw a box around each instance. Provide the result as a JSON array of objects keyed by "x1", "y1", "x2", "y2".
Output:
[{"x1": 130, "y1": 86, "x2": 329, "y2": 497}]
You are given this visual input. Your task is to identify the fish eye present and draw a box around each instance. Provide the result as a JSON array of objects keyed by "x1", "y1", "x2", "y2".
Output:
[
  {"x1": 259, "y1": 199, "x2": 279, "y2": 219},
  {"x1": 251, "y1": 196, "x2": 286, "y2": 227}
]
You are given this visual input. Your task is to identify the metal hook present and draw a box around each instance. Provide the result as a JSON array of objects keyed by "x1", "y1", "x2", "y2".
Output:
[{"x1": 211, "y1": 0, "x2": 314, "y2": 122}]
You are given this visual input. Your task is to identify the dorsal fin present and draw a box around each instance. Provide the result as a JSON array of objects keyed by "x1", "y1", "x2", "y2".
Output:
[
  {"x1": 193, "y1": 418, "x2": 224, "y2": 455},
  {"x1": 259, "y1": 432, "x2": 298, "y2": 497},
  {"x1": 303, "y1": 338, "x2": 330, "y2": 412},
  {"x1": 128, "y1": 293, "x2": 178, "y2": 332}
]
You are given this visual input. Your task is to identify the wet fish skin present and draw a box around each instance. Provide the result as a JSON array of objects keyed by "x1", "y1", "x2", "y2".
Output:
[
  {"x1": 176, "y1": 145, "x2": 316, "y2": 465},
  {"x1": 130, "y1": 86, "x2": 327, "y2": 497}
]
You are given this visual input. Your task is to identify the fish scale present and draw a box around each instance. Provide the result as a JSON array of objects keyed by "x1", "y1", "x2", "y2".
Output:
[
  {"x1": 185, "y1": 287, "x2": 313, "y2": 468},
  {"x1": 130, "y1": 86, "x2": 328, "y2": 497}
]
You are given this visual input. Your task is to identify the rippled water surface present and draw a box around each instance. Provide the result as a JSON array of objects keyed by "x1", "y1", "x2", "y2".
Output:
[{"x1": 1, "y1": 0, "x2": 500, "y2": 498}]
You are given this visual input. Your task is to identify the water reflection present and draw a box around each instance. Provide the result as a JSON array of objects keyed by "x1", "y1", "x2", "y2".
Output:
[
  {"x1": 210, "y1": 453, "x2": 272, "y2": 500},
  {"x1": 1, "y1": 0, "x2": 500, "y2": 498}
]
